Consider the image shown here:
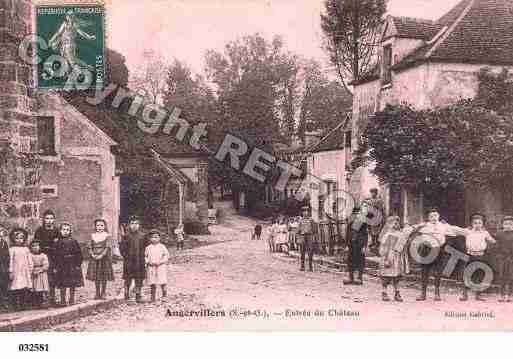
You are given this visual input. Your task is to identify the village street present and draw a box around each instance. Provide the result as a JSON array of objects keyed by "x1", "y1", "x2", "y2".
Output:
[{"x1": 42, "y1": 209, "x2": 513, "y2": 332}]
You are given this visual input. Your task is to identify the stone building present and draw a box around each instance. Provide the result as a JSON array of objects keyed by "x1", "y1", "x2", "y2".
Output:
[
  {"x1": 1, "y1": 0, "x2": 46, "y2": 233},
  {"x1": 349, "y1": 0, "x2": 513, "y2": 229},
  {"x1": 0, "y1": 0, "x2": 209, "y2": 241},
  {"x1": 37, "y1": 96, "x2": 120, "y2": 244}
]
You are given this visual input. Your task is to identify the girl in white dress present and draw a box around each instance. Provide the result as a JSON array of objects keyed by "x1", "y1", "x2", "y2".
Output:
[
  {"x1": 145, "y1": 230, "x2": 170, "y2": 302},
  {"x1": 8, "y1": 228, "x2": 33, "y2": 310},
  {"x1": 30, "y1": 241, "x2": 49, "y2": 308}
]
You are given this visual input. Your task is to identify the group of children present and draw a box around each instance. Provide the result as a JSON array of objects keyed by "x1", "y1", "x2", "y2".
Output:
[
  {"x1": 262, "y1": 216, "x2": 301, "y2": 253},
  {"x1": 376, "y1": 209, "x2": 513, "y2": 302},
  {"x1": 0, "y1": 216, "x2": 87, "y2": 311},
  {"x1": 0, "y1": 211, "x2": 178, "y2": 312}
]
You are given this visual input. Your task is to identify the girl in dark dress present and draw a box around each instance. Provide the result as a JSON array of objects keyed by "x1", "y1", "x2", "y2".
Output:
[
  {"x1": 86, "y1": 219, "x2": 114, "y2": 300},
  {"x1": 53, "y1": 223, "x2": 83, "y2": 306}
]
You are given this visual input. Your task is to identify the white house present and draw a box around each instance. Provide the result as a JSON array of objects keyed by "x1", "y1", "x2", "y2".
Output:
[{"x1": 349, "y1": 0, "x2": 513, "y2": 229}]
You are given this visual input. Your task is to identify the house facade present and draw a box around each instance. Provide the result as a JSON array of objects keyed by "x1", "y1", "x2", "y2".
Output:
[
  {"x1": 350, "y1": 0, "x2": 513, "y2": 229},
  {"x1": 37, "y1": 95, "x2": 120, "y2": 244}
]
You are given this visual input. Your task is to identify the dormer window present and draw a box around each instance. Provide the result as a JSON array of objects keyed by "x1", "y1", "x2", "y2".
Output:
[{"x1": 382, "y1": 45, "x2": 392, "y2": 85}]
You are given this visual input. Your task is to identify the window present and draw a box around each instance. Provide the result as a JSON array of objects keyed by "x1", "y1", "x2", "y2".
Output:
[
  {"x1": 41, "y1": 185, "x2": 58, "y2": 198},
  {"x1": 382, "y1": 45, "x2": 392, "y2": 85},
  {"x1": 37, "y1": 116, "x2": 56, "y2": 156}
]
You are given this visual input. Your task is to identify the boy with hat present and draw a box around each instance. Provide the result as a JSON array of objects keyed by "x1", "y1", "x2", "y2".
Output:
[{"x1": 119, "y1": 215, "x2": 148, "y2": 303}]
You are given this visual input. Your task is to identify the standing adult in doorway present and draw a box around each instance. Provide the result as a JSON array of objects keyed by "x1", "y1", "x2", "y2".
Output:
[
  {"x1": 366, "y1": 188, "x2": 385, "y2": 253},
  {"x1": 34, "y1": 209, "x2": 60, "y2": 306}
]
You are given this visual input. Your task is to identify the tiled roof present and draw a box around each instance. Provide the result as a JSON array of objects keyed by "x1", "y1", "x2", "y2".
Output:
[
  {"x1": 66, "y1": 94, "x2": 206, "y2": 158},
  {"x1": 428, "y1": 0, "x2": 513, "y2": 65},
  {"x1": 390, "y1": 17, "x2": 443, "y2": 40},
  {"x1": 358, "y1": 0, "x2": 513, "y2": 84}
]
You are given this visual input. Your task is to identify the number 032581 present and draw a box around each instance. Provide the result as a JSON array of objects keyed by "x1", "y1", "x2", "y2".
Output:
[{"x1": 18, "y1": 344, "x2": 49, "y2": 352}]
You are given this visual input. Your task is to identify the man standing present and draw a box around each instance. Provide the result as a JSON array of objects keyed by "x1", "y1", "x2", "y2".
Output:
[
  {"x1": 34, "y1": 209, "x2": 60, "y2": 306},
  {"x1": 298, "y1": 206, "x2": 317, "y2": 272},
  {"x1": 366, "y1": 188, "x2": 384, "y2": 252},
  {"x1": 344, "y1": 205, "x2": 369, "y2": 285},
  {"x1": 119, "y1": 215, "x2": 148, "y2": 303}
]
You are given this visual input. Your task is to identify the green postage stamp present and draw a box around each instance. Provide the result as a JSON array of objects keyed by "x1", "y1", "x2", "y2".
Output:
[{"x1": 36, "y1": 4, "x2": 105, "y2": 89}]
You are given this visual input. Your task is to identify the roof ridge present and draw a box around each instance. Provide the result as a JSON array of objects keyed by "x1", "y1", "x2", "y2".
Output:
[
  {"x1": 436, "y1": 0, "x2": 473, "y2": 25},
  {"x1": 425, "y1": 0, "x2": 475, "y2": 59}
]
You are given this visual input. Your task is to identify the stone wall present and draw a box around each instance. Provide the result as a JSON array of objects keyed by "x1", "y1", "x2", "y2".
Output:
[
  {"x1": 40, "y1": 156, "x2": 102, "y2": 244},
  {"x1": 0, "y1": 0, "x2": 42, "y2": 233}
]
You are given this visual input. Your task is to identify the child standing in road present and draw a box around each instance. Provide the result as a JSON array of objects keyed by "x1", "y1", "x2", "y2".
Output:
[
  {"x1": 53, "y1": 223, "x2": 84, "y2": 307},
  {"x1": 378, "y1": 216, "x2": 410, "y2": 302},
  {"x1": 457, "y1": 214, "x2": 496, "y2": 301},
  {"x1": 145, "y1": 230, "x2": 170, "y2": 302},
  {"x1": 288, "y1": 217, "x2": 299, "y2": 251},
  {"x1": 252, "y1": 224, "x2": 262, "y2": 241},
  {"x1": 174, "y1": 224, "x2": 185, "y2": 251},
  {"x1": 495, "y1": 216, "x2": 513, "y2": 302},
  {"x1": 275, "y1": 217, "x2": 289, "y2": 253},
  {"x1": 86, "y1": 219, "x2": 115, "y2": 300},
  {"x1": 267, "y1": 219, "x2": 278, "y2": 253},
  {"x1": 0, "y1": 226, "x2": 10, "y2": 310},
  {"x1": 30, "y1": 241, "x2": 49, "y2": 308},
  {"x1": 119, "y1": 216, "x2": 148, "y2": 303},
  {"x1": 8, "y1": 228, "x2": 33, "y2": 311}
]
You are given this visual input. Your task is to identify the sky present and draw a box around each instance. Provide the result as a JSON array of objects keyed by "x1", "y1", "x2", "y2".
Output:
[{"x1": 106, "y1": 0, "x2": 463, "y2": 77}]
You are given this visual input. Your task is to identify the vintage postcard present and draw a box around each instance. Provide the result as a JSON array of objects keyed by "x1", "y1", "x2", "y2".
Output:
[{"x1": 2, "y1": 0, "x2": 513, "y2": 343}]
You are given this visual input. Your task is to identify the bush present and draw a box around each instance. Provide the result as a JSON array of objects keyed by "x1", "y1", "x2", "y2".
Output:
[{"x1": 353, "y1": 101, "x2": 513, "y2": 190}]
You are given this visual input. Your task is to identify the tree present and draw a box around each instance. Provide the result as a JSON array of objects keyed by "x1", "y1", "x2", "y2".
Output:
[
  {"x1": 320, "y1": 0, "x2": 386, "y2": 93},
  {"x1": 106, "y1": 49, "x2": 129, "y2": 87},
  {"x1": 353, "y1": 101, "x2": 513, "y2": 191},
  {"x1": 163, "y1": 59, "x2": 217, "y2": 125},
  {"x1": 205, "y1": 34, "x2": 291, "y2": 209},
  {"x1": 475, "y1": 68, "x2": 513, "y2": 115},
  {"x1": 298, "y1": 59, "x2": 352, "y2": 140},
  {"x1": 131, "y1": 50, "x2": 168, "y2": 104},
  {"x1": 275, "y1": 53, "x2": 301, "y2": 141}
]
